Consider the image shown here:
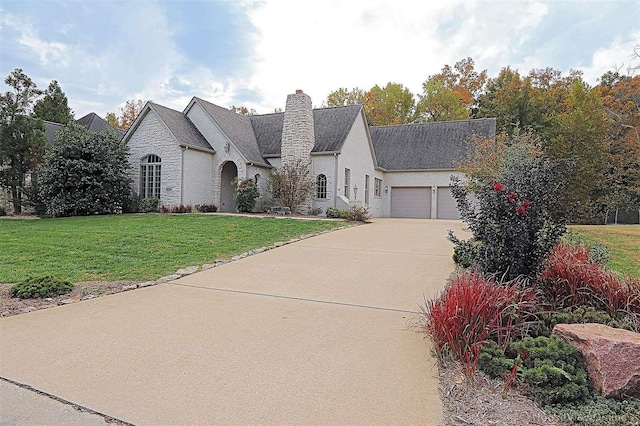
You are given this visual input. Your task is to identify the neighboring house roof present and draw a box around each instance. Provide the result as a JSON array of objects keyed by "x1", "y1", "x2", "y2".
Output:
[
  {"x1": 150, "y1": 102, "x2": 213, "y2": 152},
  {"x1": 76, "y1": 112, "x2": 126, "y2": 138},
  {"x1": 43, "y1": 113, "x2": 126, "y2": 145},
  {"x1": 43, "y1": 121, "x2": 66, "y2": 144},
  {"x1": 193, "y1": 97, "x2": 264, "y2": 164},
  {"x1": 370, "y1": 118, "x2": 496, "y2": 171},
  {"x1": 250, "y1": 104, "x2": 363, "y2": 157}
]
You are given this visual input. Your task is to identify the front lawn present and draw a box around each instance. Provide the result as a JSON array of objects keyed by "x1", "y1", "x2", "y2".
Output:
[
  {"x1": 0, "y1": 214, "x2": 344, "y2": 283},
  {"x1": 569, "y1": 225, "x2": 640, "y2": 278}
]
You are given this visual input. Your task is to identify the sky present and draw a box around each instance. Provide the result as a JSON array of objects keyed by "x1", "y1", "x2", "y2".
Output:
[{"x1": 1, "y1": 0, "x2": 638, "y2": 120}]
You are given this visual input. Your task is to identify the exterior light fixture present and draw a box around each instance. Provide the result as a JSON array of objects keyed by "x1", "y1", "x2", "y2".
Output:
[
  {"x1": 353, "y1": 184, "x2": 358, "y2": 198},
  {"x1": 384, "y1": 186, "x2": 388, "y2": 193},
  {"x1": 224, "y1": 141, "x2": 230, "y2": 153}
]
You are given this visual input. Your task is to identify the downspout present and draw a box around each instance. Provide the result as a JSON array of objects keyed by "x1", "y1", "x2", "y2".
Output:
[
  {"x1": 333, "y1": 152, "x2": 339, "y2": 208},
  {"x1": 180, "y1": 146, "x2": 186, "y2": 205}
]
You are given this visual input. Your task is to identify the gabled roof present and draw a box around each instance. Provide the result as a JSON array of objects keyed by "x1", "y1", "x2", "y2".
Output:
[
  {"x1": 43, "y1": 113, "x2": 125, "y2": 145},
  {"x1": 150, "y1": 102, "x2": 213, "y2": 152},
  {"x1": 76, "y1": 112, "x2": 126, "y2": 138},
  {"x1": 250, "y1": 104, "x2": 363, "y2": 157},
  {"x1": 370, "y1": 118, "x2": 496, "y2": 170},
  {"x1": 193, "y1": 97, "x2": 264, "y2": 164},
  {"x1": 43, "y1": 121, "x2": 65, "y2": 144}
]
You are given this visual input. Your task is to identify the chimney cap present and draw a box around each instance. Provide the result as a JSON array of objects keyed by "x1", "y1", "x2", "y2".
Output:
[{"x1": 295, "y1": 89, "x2": 303, "y2": 94}]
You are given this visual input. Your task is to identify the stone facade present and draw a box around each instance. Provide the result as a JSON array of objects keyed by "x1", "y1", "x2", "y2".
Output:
[{"x1": 281, "y1": 90, "x2": 315, "y2": 212}]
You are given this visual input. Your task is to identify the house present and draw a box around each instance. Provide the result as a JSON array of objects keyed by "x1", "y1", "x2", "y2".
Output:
[{"x1": 123, "y1": 90, "x2": 496, "y2": 218}]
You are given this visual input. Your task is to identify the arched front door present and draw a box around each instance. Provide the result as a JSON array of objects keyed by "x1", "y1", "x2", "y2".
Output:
[{"x1": 220, "y1": 161, "x2": 238, "y2": 212}]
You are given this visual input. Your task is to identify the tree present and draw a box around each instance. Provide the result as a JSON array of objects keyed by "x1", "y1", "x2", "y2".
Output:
[
  {"x1": 232, "y1": 177, "x2": 259, "y2": 212},
  {"x1": 39, "y1": 123, "x2": 131, "y2": 217},
  {"x1": 364, "y1": 82, "x2": 415, "y2": 126},
  {"x1": 33, "y1": 80, "x2": 74, "y2": 124},
  {"x1": 547, "y1": 79, "x2": 612, "y2": 221},
  {"x1": 415, "y1": 78, "x2": 469, "y2": 122},
  {"x1": 229, "y1": 105, "x2": 257, "y2": 116},
  {"x1": 266, "y1": 159, "x2": 315, "y2": 212},
  {"x1": 105, "y1": 99, "x2": 145, "y2": 130},
  {"x1": 593, "y1": 74, "x2": 640, "y2": 218},
  {"x1": 0, "y1": 68, "x2": 47, "y2": 214},
  {"x1": 324, "y1": 87, "x2": 366, "y2": 107}
]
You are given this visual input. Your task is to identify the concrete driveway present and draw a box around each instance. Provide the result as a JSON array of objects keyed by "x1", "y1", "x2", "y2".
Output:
[{"x1": 0, "y1": 218, "x2": 467, "y2": 425}]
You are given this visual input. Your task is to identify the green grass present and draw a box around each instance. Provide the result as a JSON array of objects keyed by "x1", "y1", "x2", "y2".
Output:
[
  {"x1": 0, "y1": 214, "x2": 345, "y2": 283},
  {"x1": 568, "y1": 225, "x2": 640, "y2": 278}
]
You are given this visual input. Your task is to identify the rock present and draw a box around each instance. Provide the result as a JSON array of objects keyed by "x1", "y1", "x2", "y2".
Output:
[
  {"x1": 59, "y1": 297, "x2": 80, "y2": 305},
  {"x1": 137, "y1": 281, "x2": 155, "y2": 288},
  {"x1": 122, "y1": 284, "x2": 137, "y2": 291},
  {"x1": 1, "y1": 311, "x2": 11, "y2": 317},
  {"x1": 156, "y1": 274, "x2": 181, "y2": 284},
  {"x1": 202, "y1": 264, "x2": 215, "y2": 270},
  {"x1": 553, "y1": 323, "x2": 640, "y2": 399},
  {"x1": 22, "y1": 307, "x2": 37, "y2": 313},
  {"x1": 175, "y1": 266, "x2": 198, "y2": 276},
  {"x1": 82, "y1": 294, "x2": 96, "y2": 300},
  {"x1": 273, "y1": 242, "x2": 284, "y2": 247},
  {"x1": 214, "y1": 260, "x2": 227, "y2": 267},
  {"x1": 253, "y1": 247, "x2": 266, "y2": 254}
]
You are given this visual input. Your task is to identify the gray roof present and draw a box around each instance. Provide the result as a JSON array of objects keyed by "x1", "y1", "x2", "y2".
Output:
[
  {"x1": 150, "y1": 102, "x2": 213, "y2": 152},
  {"x1": 76, "y1": 113, "x2": 126, "y2": 138},
  {"x1": 370, "y1": 118, "x2": 496, "y2": 170},
  {"x1": 194, "y1": 97, "x2": 264, "y2": 164},
  {"x1": 250, "y1": 104, "x2": 363, "y2": 157},
  {"x1": 43, "y1": 121, "x2": 65, "y2": 144}
]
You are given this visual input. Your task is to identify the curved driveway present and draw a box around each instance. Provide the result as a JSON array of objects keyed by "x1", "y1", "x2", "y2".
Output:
[{"x1": 0, "y1": 218, "x2": 468, "y2": 425}]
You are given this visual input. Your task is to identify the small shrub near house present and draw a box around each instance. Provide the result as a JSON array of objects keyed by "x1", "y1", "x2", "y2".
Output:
[
  {"x1": 10, "y1": 276, "x2": 74, "y2": 299},
  {"x1": 448, "y1": 140, "x2": 572, "y2": 280},
  {"x1": 195, "y1": 204, "x2": 218, "y2": 213},
  {"x1": 325, "y1": 206, "x2": 346, "y2": 218},
  {"x1": 232, "y1": 177, "x2": 259, "y2": 213},
  {"x1": 0, "y1": 206, "x2": 6, "y2": 216},
  {"x1": 343, "y1": 205, "x2": 371, "y2": 222}
]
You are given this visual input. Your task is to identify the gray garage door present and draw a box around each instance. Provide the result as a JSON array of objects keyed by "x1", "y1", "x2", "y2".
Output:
[
  {"x1": 437, "y1": 187, "x2": 461, "y2": 219},
  {"x1": 391, "y1": 187, "x2": 431, "y2": 218}
]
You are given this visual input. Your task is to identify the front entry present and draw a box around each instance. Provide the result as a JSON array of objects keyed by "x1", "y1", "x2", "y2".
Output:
[{"x1": 220, "y1": 161, "x2": 238, "y2": 212}]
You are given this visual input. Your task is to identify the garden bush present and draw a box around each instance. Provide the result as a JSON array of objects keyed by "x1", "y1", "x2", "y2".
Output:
[
  {"x1": 479, "y1": 336, "x2": 590, "y2": 406},
  {"x1": 448, "y1": 139, "x2": 572, "y2": 280},
  {"x1": 422, "y1": 270, "x2": 538, "y2": 375},
  {"x1": 138, "y1": 197, "x2": 159, "y2": 213},
  {"x1": 325, "y1": 206, "x2": 346, "y2": 218},
  {"x1": 160, "y1": 204, "x2": 192, "y2": 213},
  {"x1": 307, "y1": 206, "x2": 323, "y2": 216},
  {"x1": 546, "y1": 395, "x2": 640, "y2": 426},
  {"x1": 531, "y1": 306, "x2": 623, "y2": 338},
  {"x1": 10, "y1": 276, "x2": 74, "y2": 299},
  {"x1": 0, "y1": 206, "x2": 5, "y2": 216},
  {"x1": 195, "y1": 204, "x2": 218, "y2": 213},
  {"x1": 232, "y1": 177, "x2": 259, "y2": 212},
  {"x1": 342, "y1": 205, "x2": 371, "y2": 222}
]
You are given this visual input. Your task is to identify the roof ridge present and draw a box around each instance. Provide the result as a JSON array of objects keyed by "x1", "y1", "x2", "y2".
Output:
[{"x1": 371, "y1": 117, "x2": 496, "y2": 129}]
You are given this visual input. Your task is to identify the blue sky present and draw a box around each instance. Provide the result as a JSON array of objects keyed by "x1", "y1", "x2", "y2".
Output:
[{"x1": 1, "y1": 0, "x2": 638, "y2": 120}]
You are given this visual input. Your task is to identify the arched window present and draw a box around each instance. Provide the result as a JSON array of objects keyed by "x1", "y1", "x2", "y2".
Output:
[
  {"x1": 316, "y1": 174, "x2": 327, "y2": 199},
  {"x1": 140, "y1": 154, "x2": 161, "y2": 198}
]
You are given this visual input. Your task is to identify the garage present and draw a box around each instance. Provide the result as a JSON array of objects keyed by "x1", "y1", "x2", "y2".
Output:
[
  {"x1": 436, "y1": 187, "x2": 461, "y2": 219},
  {"x1": 390, "y1": 187, "x2": 432, "y2": 218}
]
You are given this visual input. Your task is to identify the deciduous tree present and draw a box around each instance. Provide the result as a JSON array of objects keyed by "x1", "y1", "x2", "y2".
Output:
[
  {"x1": 324, "y1": 87, "x2": 366, "y2": 107},
  {"x1": 364, "y1": 82, "x2": 415, "y2": 126},
  {"x1": 0, "y1": 68, "x2": 47, "y2": 214},
  {"x1": 105, "y1": 99, "x2": 145, "y2": 130},
  {"x1": 229, "y1": 105, "x2": 257, "y2": 116},
  {"x1": 415, "y1": 79, "x2": 469, "y2": 122}
]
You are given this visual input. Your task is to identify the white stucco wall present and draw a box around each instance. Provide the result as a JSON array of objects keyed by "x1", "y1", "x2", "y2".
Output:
[
  {"x1": 186, "y1": 102, "x2": 247, "y2": 208},
  {"x1": 382, "y1": 170, "x2": 461, "y2": 218},
  {"x1": 182, "y1": 148, "x2": 215, "y2": 206},
  {"x1": 127, "y1": 110, "x2": 183, "y2": 207},
  {"x1": 246, "y1": 163, "x2": 271, "y2": 211},
  {"x1": 335, "y1": 111, "x2": 385, "y2": 217},
  {"x1": 310, "y1": 154, "x2": 337, "y2": 214}
]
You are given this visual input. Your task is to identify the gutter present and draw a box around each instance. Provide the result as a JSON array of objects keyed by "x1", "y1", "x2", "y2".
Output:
[
  {"x1": 180, "y1": 146, "x2": 186, "y2": 205},
  {"x1": 333, "y1": 152, "x2": 339, "y2": 208}
]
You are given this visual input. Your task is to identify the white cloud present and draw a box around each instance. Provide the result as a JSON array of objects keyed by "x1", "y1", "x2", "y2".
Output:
[
  {"x1": 243, "y1": 0, "x2": 553, "y2": 111},
  {"x1": 578, "y1": 33, "x2": 640, "y2": 84}
]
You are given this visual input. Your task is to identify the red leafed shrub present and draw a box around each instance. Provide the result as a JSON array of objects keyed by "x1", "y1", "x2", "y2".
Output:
[
  {"x1": 539, "y1": 243, "x2": 640, "y2": 324},
  {"x1": 422, "y1": 270, "x2": 538, "y2": 375}
]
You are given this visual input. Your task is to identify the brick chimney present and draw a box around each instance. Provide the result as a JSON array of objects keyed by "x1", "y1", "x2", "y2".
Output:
[{"x1": 281, "y1": 90, "x2": 315, "y2": 169}]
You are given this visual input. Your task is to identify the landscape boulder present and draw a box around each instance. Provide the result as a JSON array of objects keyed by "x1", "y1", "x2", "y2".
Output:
[{"x1": 552, "y1": 323, "x2": 640, "y2": 399}]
